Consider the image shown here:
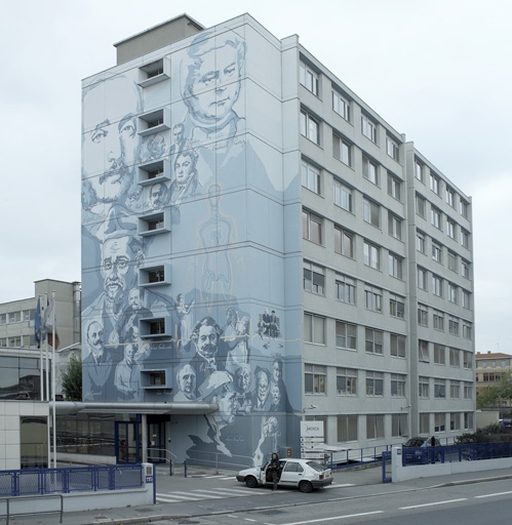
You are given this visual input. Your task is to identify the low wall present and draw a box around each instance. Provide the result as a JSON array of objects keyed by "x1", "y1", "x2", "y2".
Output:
[{"x1": 391, "y1": 446, "x2": 512, "y2": 482}]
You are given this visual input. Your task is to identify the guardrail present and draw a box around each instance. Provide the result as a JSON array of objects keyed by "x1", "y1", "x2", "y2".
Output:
[{"x1": 1, "y1": 494, "x2": 63, "y2": 525}]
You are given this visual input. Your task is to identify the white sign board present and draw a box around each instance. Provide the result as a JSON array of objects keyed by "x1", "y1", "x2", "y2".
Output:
[{"x1": 300, "y1": 421, "x2": 324, "y2": 438}]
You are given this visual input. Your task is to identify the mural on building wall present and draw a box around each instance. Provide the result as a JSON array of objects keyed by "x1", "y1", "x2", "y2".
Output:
[{"x1": 82, "y1": 27, "x2": 300, "y2": 465}]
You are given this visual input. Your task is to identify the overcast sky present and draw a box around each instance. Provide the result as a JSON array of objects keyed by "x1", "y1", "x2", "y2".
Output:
[{"x1": 0, "y1": 0, "x2": 510, "y2": 353}]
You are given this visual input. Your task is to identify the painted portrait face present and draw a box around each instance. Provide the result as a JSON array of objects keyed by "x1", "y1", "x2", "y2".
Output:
[
  {"x1": 82, "y1": 76, "x2": 141, "y2": 204},
  {"x1": 125, "y1": 342, "x2": 136, "y2": 362},
  {"x1": 87, "y1": 321, "x2": 104, "y2": 356},
  {"x1": 272, "y1": 360, "x2": 282, "y2": 384},
  {"x1": 271, "y1": 385, "x2": 281, "y2": 405},
  {"x1": 128, "y1": 288, "x2": 141, "y2": 309},
  {"x1": 187, "y1": 43, "x2": 241, "y2": 124},
  {"x1": 178, "y1": 365, "x2": 196, "y2": 394},
  {"x1": 173, "y1": 125, "x2": 184, "y2": 144},
  {"x1": 101, "y1": 236, "x2": 131, "y2": 300},
  {"x1": 196, "y1": 324, "x2": 218, "y2": 360},
  {"x1": 235, "y1": 365, "x2": 251, "y2": 393},
  {"x1": 149, "y1": 182, "x2": 166, "y2": 208},
  {"x1": 217, "y1": 385, "x2": 237, "y2": 425},
  {"x1": 174, "y1": 153, "x2": 193, "y2": 185},
  {"x1": 256, "y1": 370, "x2": 270, "y2": 404}
]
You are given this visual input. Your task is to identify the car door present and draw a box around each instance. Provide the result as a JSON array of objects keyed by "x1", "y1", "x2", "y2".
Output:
[{"x1": 278, "y1": 460, "x2": 305, "y2": 486}]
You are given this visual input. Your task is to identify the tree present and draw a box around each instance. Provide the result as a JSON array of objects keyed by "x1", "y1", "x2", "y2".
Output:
[
  {"x1": 61, "y1": 353, "x2": 82, "y2": 401},
  {"x1": 477, "y1": 371, "x2": 512, "y2": 409}
]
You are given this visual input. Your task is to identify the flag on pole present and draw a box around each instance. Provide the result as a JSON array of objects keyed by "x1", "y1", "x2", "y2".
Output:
[
  {"x1": 44, "y1": 299, "x2": 60, "y2": 350},
  {"x1": 35, "y1": 297, "x2": 45, "y2": 348}
]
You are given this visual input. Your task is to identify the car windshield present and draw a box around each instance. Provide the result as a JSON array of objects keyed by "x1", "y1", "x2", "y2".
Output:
[
  {"x1": 306, "y1": 461, "x2": 327, "y2": 472},
  {"x1": 404, "y1": 438, "x2": 426, "y2": 447}
]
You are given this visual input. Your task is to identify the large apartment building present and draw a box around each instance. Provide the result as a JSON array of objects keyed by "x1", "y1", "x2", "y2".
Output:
[{"x1": 80, "y1": 13, "x2": 475, "y2": 466}]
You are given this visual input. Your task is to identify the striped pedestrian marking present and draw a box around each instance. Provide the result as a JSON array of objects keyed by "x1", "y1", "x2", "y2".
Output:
[{"x1": 156, "y1": 486, "x2": 268, "y2": 503}]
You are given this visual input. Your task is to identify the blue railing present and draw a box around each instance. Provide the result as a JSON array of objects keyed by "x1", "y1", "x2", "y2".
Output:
[
  {"x1": 0, "y1": 464, "x2": 143, "y2": 497},
  {"x1": 402, "y1": 441, "x2": 512, "y2": 466},
  {"x1": 326, "y1": 445, "x2": 393, "y2": 470}
]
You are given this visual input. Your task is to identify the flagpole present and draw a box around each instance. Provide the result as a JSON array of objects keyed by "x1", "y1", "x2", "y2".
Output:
[
  {"x1": 37, "y1": 295, "x2": 43, "y2": 400},
  {"x1": 52, "y1": 291, "x2": 57, "y2": 469},
  {"x1": 44, "y1": 293, "x2": 51, "y2": 468}
]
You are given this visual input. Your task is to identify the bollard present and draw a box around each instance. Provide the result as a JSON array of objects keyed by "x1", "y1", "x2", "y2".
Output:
[
  {"x1": 184, "y1": 460, "x2": 187, "y2": 478},
  {"x1": 169, "y1": 459, "x2": 173, "y2": 476}
]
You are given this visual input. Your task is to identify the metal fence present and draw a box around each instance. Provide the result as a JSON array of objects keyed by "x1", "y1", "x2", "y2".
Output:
[
  {"x1": 0, "y1": 464, "x2": 143, "y2": 497},
  {"x1": 402, "y1": 441, "x2": 512, "y2": 466}
]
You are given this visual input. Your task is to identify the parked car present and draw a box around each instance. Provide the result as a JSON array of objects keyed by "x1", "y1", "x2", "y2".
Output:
[
  {"x1": 236, "y1": 458, "x2": 333, "y2": 493},
  {"x1": 403, "y1": 436, "x2": 441, "y2": 464}
]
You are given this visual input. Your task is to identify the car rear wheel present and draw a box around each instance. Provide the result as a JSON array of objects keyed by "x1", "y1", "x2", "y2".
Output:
[
  {"x1": 245, "y1": 476, "x2": 258, "y2": 488},
  {"x1": 299, "y1": 480, "x2": 313, "y2": 493}
]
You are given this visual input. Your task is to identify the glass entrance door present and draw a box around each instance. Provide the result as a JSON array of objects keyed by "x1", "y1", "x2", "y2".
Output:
[
  {"x1": 115, "y1": 421, "x2": 140, "y2": 463},
  {"x1": 147, "y1": 416, "x2": 166, "y2": 463}
]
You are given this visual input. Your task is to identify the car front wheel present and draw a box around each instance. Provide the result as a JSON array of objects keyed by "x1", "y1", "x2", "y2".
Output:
[
  {"x1": 245, "y1": 476, "x2": 258, "y2": 488},
  {"x1": 299, "y1": 480, "x2": 313, "y2": 493}
]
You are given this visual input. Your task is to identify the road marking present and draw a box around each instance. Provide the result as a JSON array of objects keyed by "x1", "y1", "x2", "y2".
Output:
[
  {"x1": 279, "y1": 511, "x2": 384, "y2": 525},
  {"x1": 475, "y1": 490, "x2": 512, "y2": 499},
  {"x1": 400, "y1": 498, "x2": 467, "y2": 510}
]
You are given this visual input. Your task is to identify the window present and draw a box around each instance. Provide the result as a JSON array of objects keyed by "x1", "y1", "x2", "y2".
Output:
[
  {"x1": 419, "y1": 413, "x2": 430, "y2": 434},
  {"x1": 388, "y1": 253, "x2": 403, "y2": 279},
  {"x1": 361, "y1": 115, "x2": 377, "y2": 142},
  {"x1": 336, "y1": 275, "x2": 356, "y2": 305},
  {"x1": 333, "y1": 134, "x2": 351, "y2": 165},
  {"x1": 419, "y1": 377, "x2": 429, "y2": 398},
  {"x1": 463, "y1": 324, "x2": 473, "y2": 340},
  {"x1": 464, "y1": 412, "x2": 474, "y2": 430},
  {"x1": 334, "y1": 226, "x2": 354, "y2": 257},
  {"x1": 417, "y1": 267, "x2": 427, "y2": 290},
  {"x1": 434, "y1": 344, "x2": 445, "y2": 365},
  {"x1": 416, "y1": 231, "x2": 426, "y2": 253},
  {"x1": 332, "y1": 90, "x2": 350, "y2": 120},
  {"x1": 333, "y1": 180, "x2": 353, "y2": 211},
  {"x1": 449, "y1": 317, "x2": 459, "y2": 336},
  {"x1": 416, "y1": 194, "x2": 426, "y2": 218},
  {"x1": 431, "y1": 206, "x2": 442, "y2": 229},
  {"x1": 305, "y1": 364, "x2": 326, "y2": 394},
  {"x1": 464, "y1": 382, "x2": 473, "y2": 399},
  {"x1": 450, "y1": 413, "x2": 461, "y2": 431},
  {"x1": 0, "y1": 338, "x2": 6, "y2": 347},
  {"x1": 300, "y1": 109, "x2": 320, "y2": 144},
  {"x1": 386, "y1": 136, "x2": 399, "y2": 161},
  {"x1": 463, "y1": 351, "x2": 472, "y2": 369},
  {"x1": 300, "y1": 61, "x2": 319, "y2": 95},
  {"x1": 435, "y1": 413, "x2": 446, "y2": 432},
  {"x1": 337, "y1": 368, "x2": 357, "y2": 395},
  {"x1": 337, "y1": 415, "x2": 358, "y2": 441},
  {"x1": 418, "y1": 304, "x2": 428, "y2": 326},
  {"x1": 387, "y1": 173, "x2": 402, "y2": 201},
  {"x1": 391, "y1": 374, "x2": 406, "y2": 397},
  {"x1": 461, "y1": 259, "x2": 470, "y2": 279},
  {"x1": 304, "y1": 313, "x2": 325, "y2": 344},
  {"x1": 460, "y1": 229, "x2": 470, "y2": 248},
  {"x1": 391, "y1": 334, "x2": 406, "y2": 357},
  {"x1": 448, "y1": 282, "x2": 458, "y2": 304},
  {"x1": 0, "y1": 314, "x2": 6, "y2": 325},
  {"x1": 432, "y1": 242, "x2": 442, "y2": 263},
  {"x1": 301, "y1": 160, "x2": 320, "y2": 194},
  {"x1": 139, "y1": 318, "x2": 167, "y2": 338},
  {"x1": 433, "y1": 310, "x2": 444, "y2": 331},
  {"x1": 367, "y1": 414, "x2": 385, "y2": 439},
  {"x1": 432, "y1": 275, "x2": 443, "y2": 297},
  {"x1": 460, "y1": 199, "x2": 469, "y2": 218},
  {"x1": 448, "y1": 251, "x2": 457, "y2": 272},
  {"x1": 430, "y1": 173, "x2": 441, "y2": 195},
  {"x1": 365, "y1": 328, "x2": 383, "y2": 354},
  {"x1": 138, "y1": 59, "x2": 169, "y2": 87},
  {"x1": 363, "y1": 198, "x2": 380, "y2": 227},
  {"x1": 366, "y1": 372, "x2": 384, "y2": 396},
  {"x1": 415, "y1": 159, "x2": 424, "y2": 182},
  {"x1": 365, "y1": 286, "x2": 382, "y2": 313},
  {"x1": 446, "y1": 219, "x2": 456, "y2": 239},
  {"x1": 139, "y1": 212, "x2": 169, "y2": 236},
  {"x1": 363, "y1": 241, "x2": 380, "y2": 270},
  {"x1": 302, "y1": 210, "x2": 322, "y2": 244},
  {"x1": 419, "y1": 340, "x2": 429, "y2": 362},
  {"x1": 450, "y1": 381, "x2": 460, "y2": 399},
  {"x1": 388, "y1": 214, "x2": 402, "y2": 240},
  {"x1": 450, "y1": 348, "x2": 460, "y2": 368},
  {"x1": 446, "y1": 187, "x2": 455, "y2": 207},
  {"x1": 303, "y1": 262, "x2": 325, "y2": 295},
  {"x1": 140, "y1": 265, "x2": 169, "y2": 286},
  {"x1": 434, "y1": 379, "x2": 446, "y2": 398},
  {"x1": 363, "y1": 156, "x2": 379, "y2": 185},
  {"x1": 389, "y1": 294, "x2": 405, "y2": 319},
  {"x1": 462, "y1": 290, "x2": 471, "y2": 310},
  {"x1": 9, "y1": 336, "x2": 22, "y2": 347},
  {"x1": 336, "y1": 321, "x2": 357, "y2": 349},
  {"x1": 392, "y1": 414, "x2": 408, "y2": 438}
]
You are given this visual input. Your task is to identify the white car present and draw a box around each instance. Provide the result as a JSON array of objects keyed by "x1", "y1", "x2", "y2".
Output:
[{"x1": 236, "y1": 458, "x2": 333, "y2": 493}]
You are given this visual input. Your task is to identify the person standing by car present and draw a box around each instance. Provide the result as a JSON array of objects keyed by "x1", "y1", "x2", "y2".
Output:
[{"x1": 269, "y1": 452, "x2": 280, "y2": 491}]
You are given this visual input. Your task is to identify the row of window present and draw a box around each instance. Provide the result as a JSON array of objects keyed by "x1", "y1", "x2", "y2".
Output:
[
  {"x1": 300, "y1": 61, "x2": 401, "y2": 161},
  {"x1": 418, "y1": 376, "x2": 473, "y2": 400},
  {"x1": 477, "y1": 359, "x2": 511, "y2": 368},
  {"x1": 415, "y1": 158, "x2": 470, "y2": 219},
  {"x1": 0, "y1": 309, "x2": 35, "y2": 325},
  {"x1": 418, "y1": 340, "x2": 473, "y2": 368},
  {"x1": 418, "y1": 305, "x2": 473, "y2": 339},
  {"x1": 0, "y1": 335, "x2": 33, "y2": 348},
  {"x1": 416, "y1": 194, "x2": 471, "y2": 247},
  {"x1": 334, "y1": 411, "x2": 473, "y2": 442},
  {"x1": 417, "y1": 268, "x2": 472, "y2": 308}
]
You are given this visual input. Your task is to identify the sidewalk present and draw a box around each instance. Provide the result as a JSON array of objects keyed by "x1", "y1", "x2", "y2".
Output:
[{"x1": 6, "y1": 463, "x2": 512, "y2": 525}]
